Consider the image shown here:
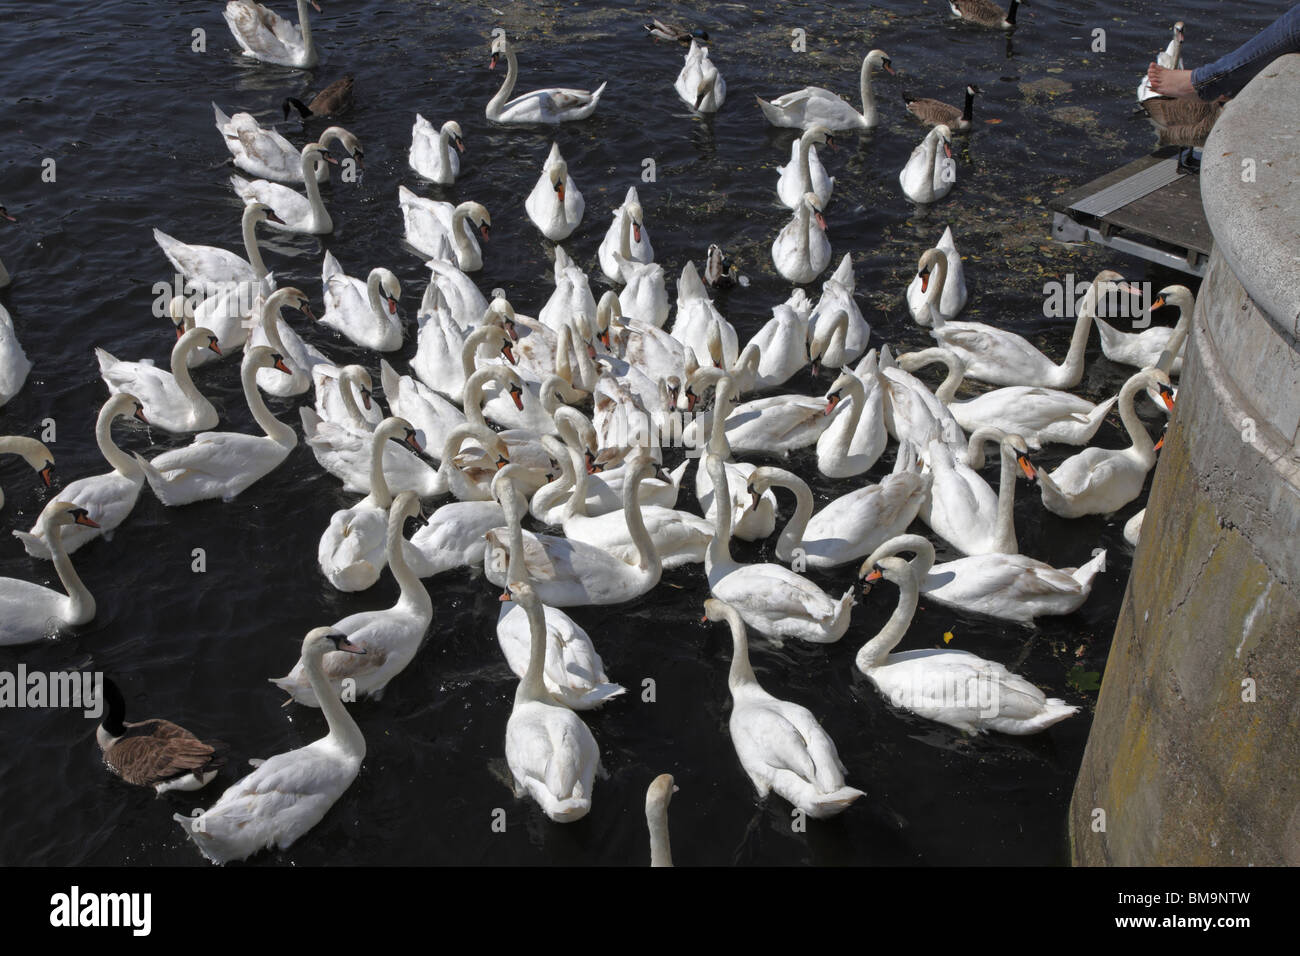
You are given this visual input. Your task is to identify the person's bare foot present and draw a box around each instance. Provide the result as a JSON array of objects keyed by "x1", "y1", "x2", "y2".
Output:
[{"x1": 1148, "y1": 63, "x2": 1197, "y2": 98}]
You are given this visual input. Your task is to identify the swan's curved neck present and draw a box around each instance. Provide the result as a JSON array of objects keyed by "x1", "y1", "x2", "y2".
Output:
[
  {"x1": 299, "y1": 151, "x2": 330, "y2": 230},
  {"x1": 648, "y1": 803, "x2": 672, "y2": 867},
  {"x1": 449, "y1": 205, "x2": 475, "y2": 264},
  {"x1": 259, "y1": 296, "x2": 289, "y2": 356},
  {"x1": 826, "y1": 371, "x2": 865, "y2": 449},
  {"x1": 305, "y1": 648, "x2": 365, "y2": 759},
  {"x1": 1058, "y1": 281, "x2": 1104, "y2": 383},
  {"x1": 368, "y1": 427, "x2": 395, "y2": 508},
  {"x1": 992, "y1": 440, "x2": 1021, "y2": 554},
  {"x1": 1119, "y1": 374, "x2": 1159, "y2": 461},
  {"x1": 798, "y1": 131, "x2": 816, "y2": 192},
  {"x1": 366, "y1": 271, "x2": 390, "y2": 333},
  {"x1": 463, "y1": 367, "x2": 507, "y2": 429},
  {"x1": 795, "y1": 200, "x2": 811, "y2": 260},
  {"x1": 487, "y1": 47, "x2": 519, "y2": 120},
  {"x1": 770, "y1": 471, "x2": 814, "y2": 560},
  {"x1": 170, "y1": 332, "x2": 210, "y2": 417},
  {"x1": 47, "y1": 520, "x2": 94, "y2": 624},
  {"x1": 387, "y1": 503, "x2": 430, "y2": 616},
  {"x1": 622, "y1": 466, "x2": 661, "y2": 577},
  {"x1": 704, "y1": 454, "x2": 734, "y2": 567},
  {"x1": 1158, "y1": 291, "x2": 1193, "y2": 373},
  {"x1": 499, "y1": 477, "x2": 527, "y2": 591},
  {"x1": 859, "y1": 56, "x2": 877, "y2": 124},
  {"x1": 856, "y1": 568, "x2": 920, "y2": 672},
  {"x1": 924, "y1": 252, "x2": 948, "y2": 327},
  {"x1": 243, "y1": 359, "x2": 295, "y2": 445},
  {"x1": 241, "y1": 209, "x2": 268, "y2": 280},
  {"x1": 706, "y1": 374, "x2": 734, "y2": 457},
  {"x1": 337, "y1": 374, "x2": 368, "y2": 428},
  {"x1": 439, "y1": 125, "x2": 456, "y2": 172},
  {"x1": 96, "y1": 406, "x2": 137, "y2": 476},
  {"x1": 618, "y1": 204, "x2": 634, "y2": 261}
]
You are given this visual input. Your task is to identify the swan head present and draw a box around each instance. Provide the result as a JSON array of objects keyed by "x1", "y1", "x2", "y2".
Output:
[
  {"x1": 867, "y1": 49, "x2": 895, "y2": 75},
  {"x1": 461, "y1": 202, "x2": 492, "y2": 242},
  {"x1": 441, "y1": 120, "x2": 465, "y2": 153},
  {"x1": 1140, "y1": 366, "x2": 1176, "y2": 411},
  {"x1": 167, "y1": 296, "x2": 194, "y2": 338},
  {"x1": 1, "y1": 436, "x2": 55, "y2": 487},
  {"x1": 0, "y1": 205, "x2": 15, "y2": 223},
  {"x1": 506, "y1": 579, "x2": 539, "y2": 612},
  {"x1": 646, "y1": 773, "x2": 678, "y2": 815},
  {"x1": 932, "y1": 125, "x2": 954, "y2": 158},
  {"x1": 183, "y1": 325, "x2": 224, "y2": 359},
  {"x1": 1152, "y1": 284, "x2": 1194, "y2": 315},
  {"x1": 339, "y1": 365, "x2": 375, "y2": 411},
  {"x1": 302, "y1": 627, "x2": 366, "y2": 663},
  {"x1": 246, "y1": 345, "x2": 292, "y2": 376},
  {"x1": 916, "y1": 248, "x2": 947, "y2": 293},
  {"x1": 244, "y1": 201, "x2": 285, "y2": 228},
  {"x1": 391, "y1": 489, "x2": 426, "y2": 530},
  {"x1": 702, "y1": 597, "x2": 743, "y2": 630},
  {"x1": 489, "y1": 32, "x2": 511, "y2": 67},
  {"x1": 805, "y1": 124, "x2": 835, "y2": 149},
  {"x1": 106, "y1": 392, "x2": 149, "y2": 428},
  {"x1": 858, "y1": 535, "x2": 935, "y2": 586},
  {"x1": 302, "y1": 142, "x2": 339, "y2": 175},
  {"x1": 802, "y1": 192, "x2": 827, "y2": 230},
  {"x1": 365, "y1": 269, "x2": 400, "y2": 314},
  {"x1": 43, "y1": 501, "x2": 100, "y2": 534},
  {"x1": 861, "y1": 556, "x2": 910, "y2": 592},
  {"x1": 378, "y1": 416, "x2": 424, "y2": 456},
  {"x1": 809, "y1": 311, "x2": 850, "y2": 375},
  {"x1": 626, "y1": 202, "x2": 645, "y2": 244},
  {"x1": 269, "y1": 287, "x2": 316, "y2": 322},
  {"x1": 548, "y1": 161, "x2": 568, "y2": 202},
  {"x1": 822, "y1": 371, "x2": 860, "y2": 417},
  {"x1": 1173, "y1": 21, "x2": 1185, "y2": 41}
]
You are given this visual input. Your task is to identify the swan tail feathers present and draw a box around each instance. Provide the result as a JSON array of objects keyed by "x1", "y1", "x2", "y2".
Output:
[
  {"x1": 379, "y1": 358, "x2": 401, "y2": 401},
  {"x1": 804, "y1": 785, "x2": 865, "y2": 819},
  {"x1": 212, "y1": 102, "x2": 232, "y2": 128},
  {"x1": 575, "y1": 682, "x2": 627, "y2": 709},
  {"x1": 1070, "y1": 548, "x2": 1107, "y2": 585},
  {"x1": 12, "y1": 529, "x2": 51, "y2": 560},
  {"x1": 94, "y1": 347, "x2": 119, "y2": 375}
]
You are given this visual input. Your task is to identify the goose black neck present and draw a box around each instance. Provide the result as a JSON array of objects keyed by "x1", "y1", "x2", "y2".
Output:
[
  {"x1": 100, "y1": 678, "x2": 126, "y2": 736},
  {"x1": 1006, "y1": 0, "x2": 1020, "y2": 26},
  {"x1": 962, "y1": 88, "x2": 975, "y2": 122},
  {"x1": 283, "y1": 97, "x2": 312, "y2": 121}
]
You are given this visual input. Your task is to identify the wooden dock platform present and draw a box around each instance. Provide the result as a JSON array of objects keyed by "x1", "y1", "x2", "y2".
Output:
[{"x1": 1049, "y1": 147, "x2": 1212, "y2": 276}]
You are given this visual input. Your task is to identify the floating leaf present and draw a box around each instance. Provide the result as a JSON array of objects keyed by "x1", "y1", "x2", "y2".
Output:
[
  {"x1": 1067, "y1": 667, "x2": 1102, "y2": 693},
  {"x1": 943, "y1": 631, "x2": 955, "y2": 644},
  {"x1": 985, "y1": 118, "x2": 1002, "y2": 124}
]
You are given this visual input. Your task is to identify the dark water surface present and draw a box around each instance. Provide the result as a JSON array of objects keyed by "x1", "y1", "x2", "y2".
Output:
[{"x1": 0, "y1": 0, "x2": 1268, "y2": 866}]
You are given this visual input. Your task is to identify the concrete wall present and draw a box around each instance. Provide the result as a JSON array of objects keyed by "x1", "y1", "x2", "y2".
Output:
[{"x1": 1069, "y1": 56, "x2": 1300, "y2": 866}]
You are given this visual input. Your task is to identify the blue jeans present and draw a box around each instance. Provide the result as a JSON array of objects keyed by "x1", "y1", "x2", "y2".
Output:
[{"x1": 1192, "y1": 4, "x2": 1300, "y2": 99}]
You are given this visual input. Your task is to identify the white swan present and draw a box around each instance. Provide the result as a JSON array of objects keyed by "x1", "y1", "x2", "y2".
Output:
[
  {"x1": 675, "y1": 39, "x2": 726, "y2": 111},
  {"x1": 316, "y1": 417, "x2": 425, "y2": 592},
  {"x1": 777, "y1": 126, "x2": 834, "y2": 208},
  {"x1": 897, "y1": 347, "x2": 1117, "y2": 449},
  {"x1": 866, "y1": 532, "x2": 1107, "y2": 625},
  {"x1": 398, "y1": 186, "x2": 491, "y2": 271},
  {"x1": 612, "y1": 205, "x2": 669, "y2": 328},
  {"x1": 817, "y1": 365, "x2": 888, "y2": 477},
  {"x1": 153, "y1": 202, "x2": 278, "y2": 296},
  {"x1": 223, "y1": 0, "x2": 320, "y2": 69},
  {"x1": 1124, "y1": 508, "x2": 1145, "y2": 546},
  {"x1": 739, "y1": 303, "x2": 809, "y2": 391},
  {"x1": 312, "y1": 362, "x2": 382, "y2": 429},
  {"x1": 1027, "y1": 367, "x2": 1174, "y2": 517},
  {"x1": 538, "y1": 247, "x2": 598, "y2": 335},
  {"x1": 925, "y1": 256, "x2": 1121, "y2": 388},
  {"x1": 245, "y1": 287, "x2": 328, "y2": 396},
  {"x1": 772, "y1": 192, "x2": 831, "y2": 285},
  {"x1": 757, "y1": 48, "x2": 894, "y2": 131},
  {"x1": 0, "y1": 303, "x2": 33, "y2": 407},
  {"x1": 486, "y1": 34, "x2": 607, "y2": 125},
  {"x1": 277, "y1": 492, "x2": 432, "y2": 705},
  {"x1": 379, "y1": 359, "x2": 466, "y2": 464},
  {"x1": 598, "y1": 187, "x2": 654, "y2": 281},
  {"x1": 877, "y1": 346, "x2": 966, "y2": 461},
  {"x1": 495, "y1": 523, "x2": 625, "y2": 710},
  {"x1": 918, "y1": 428, "x2": 1030, "y2": 556},
  {"x1": 684, "y1": 368, "x2": 831, "y2": 457},
  {"x1": 319, "y1": 250, "x2": 402, "y2": 350},
  {"x1": 807, "y1": 253, "x2": 870, "y2": 364},
  {"x1": 646, "y1": 775, "x2": 676, "y2": 866},
  {"x1": 134, "y1": 348, "x2": 297, "y2": 505},
  {"x1": 409, "y1": 116, "x2": 464, "y2": 184},
  {"x1": 705, "y1": 598, "x2": 863, "y2": 817},
  {"x1": 856, "y1": 552, "x2": 1081, "y2": 734},
  {"x1": 231, "y1": 143, "x2": 335, "y2": 234},
  {"x1": 177, "y1": 628, "x2": 366, "y2": 864},
  {"x1": 900, "y1": 124, "x2": 956, "y2": 203},
  {"x1": 670, "y1": 262, "x2": 736, "y2": 370},
  {"x1": 704, "y1": 452, "x2": 854, "y2": 644},
  {"x1": 214, "y1": 104, "x2": 360, "y2": 182},
  {"x1": 14, "y1": 394, "x2": 148, "y2": 559},
  {"x1": 504, "y1": 581, "x2": 600, "y2": 822},
  {"x1": 95, "y1": 325, "x2": 221, "y2": 434},
  {"x1": 0, "y1": 503, "x2": 98, "y2": 646},
  {"x1": 421, "y1": 240, "x2": 487, "y2": 330},
  {"x1": 0, "y1": 435, "x2": 53, "y2": 510},
  {"x1": 483, "y1": 462, "x2": 662, "y2": 607},
  {"x1": 525, "y1": 142, "x2": 584, "y2": 241},
  {"x1": 748, "y1": 461, "x2": 930, "y2": 569},
  {"x1": 906, "y1": 225, "x2": 967, "y2": 324},
  {"x1": 1095, "y1": 284, "x2": 1191, "y2": 374}
]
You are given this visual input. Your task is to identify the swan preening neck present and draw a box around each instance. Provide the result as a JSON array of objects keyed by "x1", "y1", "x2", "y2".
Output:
[
  {"x1": 855, "y1": 535, "x2": 936, "y2": 670},
  {"x1": 896, "y1": 347, "x2": 965, "y2": 403},
  {"x1": 301, "y1": 627, "x2": 367, "y2": 760}
]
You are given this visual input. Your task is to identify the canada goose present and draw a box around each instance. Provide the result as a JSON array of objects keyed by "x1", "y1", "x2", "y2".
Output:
[
  {"x1": 904, "y1": 84, "x2": 980, "y2": 132},
  {"x1": 1140, "y1": 96, "x2": 1222, "y2": 146},
  {"x1": 950, "y1": 0, "x2": 1023, "y2": 29},
  {"x1": 96, "y1": 678, "x2": 228, "y2": 794},
  {"x1": 645, "y1": 18, "x2": 708, "y2": 44},
  {"x1": 284, "y1": 73, "x2": 355, "y2": 120}
]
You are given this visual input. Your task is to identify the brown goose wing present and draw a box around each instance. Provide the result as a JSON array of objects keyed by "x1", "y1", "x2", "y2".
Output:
[
  {"x1": 905, "y1": 96, "x2": 962, "y2": 127},
  {"x1": 953, "y1": 0, "x2": 1006, "y2": 26},
  {"x1": 106, "y1": 720, "x2": 226, "y2": 787},
  {"x1": 309, "y1": 74, "x2": 354, "y2": 116}
]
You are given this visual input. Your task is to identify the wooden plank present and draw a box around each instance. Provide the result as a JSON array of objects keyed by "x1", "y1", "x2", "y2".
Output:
[{"x1": 1101, "y1": 174, "x2": 1213, "y2": 255}]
